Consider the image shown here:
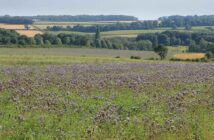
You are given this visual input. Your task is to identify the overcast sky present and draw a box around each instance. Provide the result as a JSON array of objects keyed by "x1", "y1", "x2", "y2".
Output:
[{"x1": 0, "y1": 0, "x2": 214, "y2": 20}]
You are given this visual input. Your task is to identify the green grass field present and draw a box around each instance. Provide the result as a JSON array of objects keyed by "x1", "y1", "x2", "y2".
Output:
[
  {"x1": 0, "y1": 48, "x2": 155, "y2": 65},
  {"x1": 0, "y1": 47, "x2": 187, "y2": 65}
]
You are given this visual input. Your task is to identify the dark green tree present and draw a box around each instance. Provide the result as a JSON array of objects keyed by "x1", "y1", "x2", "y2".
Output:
[
  {"x1": 206, "y1": 51, "x2": 213, "y2": 59},
  {"x1": 154, "y1": 45, "x2": 168, "y2": 60},
  {"x1": 95, "y1": 26, "x2": 101, "y2": 40},
  {"x1": 94, "y1": 26, "x2": 102, "y2": 48}
]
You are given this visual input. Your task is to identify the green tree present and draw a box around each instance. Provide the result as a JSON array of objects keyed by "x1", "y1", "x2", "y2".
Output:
[
  {"x1": 136, "y1": 40, "x2": 153, "y2": 51},
  {"x1": 158, "y1": 34, "x2": 170, "y2": 46},
  {"x1": 94, "y1": 26, "x2": 102, "y2": 48},
  {"x1": 34, "y1": 35, "x2": 44, "y2": 45},
  {"x1": 62, "y1": 37, "x2": 71, "y2": 45},
  {"x1": 154, "y1": 45, "x2": 168, "y2": 60},
  {"x1": 95, "y1": 26, "x2": 101, "y2": 40},
  {"x1": 44, "y1": 40, "x2": 51, "y2": 45},
  {"x1": 206, "y1": 51, "x2": 213, "y2": 59},
  {"x1": 172, "y1": 24, "x2": 177, "y2": 30},
  {"x1": 52, "y1": 37, "x2": 62, "y2": 45},
  {"x1": 185, "y1": 24, "x2": 192, "y2": 30}
]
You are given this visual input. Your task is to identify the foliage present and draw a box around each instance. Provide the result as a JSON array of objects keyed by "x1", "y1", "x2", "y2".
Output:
[
  {"x1": 0, "y1": 15, "x2": 33, "y2": 24},
  {"x1": 159, "y1": 15, "x2": 214, "y2": 27},
  {"x1": 130, "y1": 55, "x2": 141, "y2": 59},
  {"x1": 47, "y1": 21, "x2": 160, "y2": 32},
  {"x1": 46, "y1": 15, "x2": 214, "y2": 32},
  {"x1": 154, "y1": 45, "x2": 168, "y2": 60},
  {"x1": 24, "y1": 15, "x2": 138, "y2": 22}
]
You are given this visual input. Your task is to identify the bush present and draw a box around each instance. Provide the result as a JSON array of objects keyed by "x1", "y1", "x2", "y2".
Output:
[
  {"x1": 130, "y1": 56, "x2": 141, "y2": 60},
  {"x1": 148, "y1": 57, "x2": 155, "y2": 60},
  {"x1": 115, "y1": 56, "x2": 121, "y2": 59}
]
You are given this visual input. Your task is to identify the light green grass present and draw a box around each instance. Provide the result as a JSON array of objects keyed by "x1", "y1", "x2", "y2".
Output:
[
  {"x1": 0, "y1": 47, "x2": 188, "y2": 65},
  {"x1": 0, "y1": 55, "x2": 144, "y2": 65},
  {"x1": 0, "y1": 48, "x2": 159, "y2": 65}
]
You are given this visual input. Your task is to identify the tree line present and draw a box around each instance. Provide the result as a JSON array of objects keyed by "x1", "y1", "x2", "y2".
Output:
[
  {"x1": 159, "y1": 15, "x2": 214, "y2": 27},
  {"x1": 0, "y1": 28, "x2": 156, "y2": 51},
  {"x1": 1, "y1": 28, "x2": 214, "y2": 58},
  {"x1": 0, "y1": 16, "x2": 34, "y2": 24},
  {"x1": 0, "y1": 29, "x2": 89, "y2": 46},
  {"x1": 136, "y1": 31, "x2": 214, "y2": 57},
  {"x1": 47, "y1": 21, "x2": 159, "y2": 32},
  {"x1": 47, "y1": 15, "x2": 214, "y2": 32},
  {"x1": 24, "y1": 15, "x2": 138, "y2": 22}
]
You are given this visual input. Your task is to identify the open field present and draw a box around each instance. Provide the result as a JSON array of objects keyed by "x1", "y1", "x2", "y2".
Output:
[
  {"x1": 0, "y1": 48, "x2": 157, "y2": 65},
  {"x1": 16, "y1": 30, "x2": 43, "y2": 37},
  {"x1": 0, "y1": 23, "x2": 43, "y2": 37},
  {"x1": 0, "y1": 24, "x2": 25, "y2": 30},
  {"x1": 0, "y1": 48, "x2": 157, "y2": 57},
  {"x1": 0, "y1": 61, "x2": 214, "y2": 139},
  {"x1": 0, "y1": 24, "x2": 36, "y2": 30},
  {"x1": 0, "y1": 47, "x2": 187, "y2": 64},
  {"x1": 174, "y1": 53, "x2": 205, "y2": 60},
  {"x1": 0, "y1": 48, "x2": 213, "y2": 139}
]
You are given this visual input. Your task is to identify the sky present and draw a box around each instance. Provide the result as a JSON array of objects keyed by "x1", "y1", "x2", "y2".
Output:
[{"x1": 0, "y1": 0, "x2": 214, "y2": 20}]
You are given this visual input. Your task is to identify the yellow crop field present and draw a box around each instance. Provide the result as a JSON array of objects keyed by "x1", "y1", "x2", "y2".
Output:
[
  {"x1": 16, "y1": 30, "x2": 43, "y2": 37},
  {"x1": 0, "y1": 24, "x2": 25, "y2": 30},
  {"x1": 174, "y1": 53, "x2": 205, "y2": 60}
]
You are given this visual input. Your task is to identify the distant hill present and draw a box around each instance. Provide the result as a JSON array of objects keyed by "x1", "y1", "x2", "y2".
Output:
[{"x1": 24, "y1": 15, "x2": 138, "y2": 22}]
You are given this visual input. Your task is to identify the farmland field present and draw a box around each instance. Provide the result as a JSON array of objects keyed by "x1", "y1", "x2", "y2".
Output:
[
  {"x1": 0, "y1": 48, "x2": 213, "y2": 140},
  {"x1": 16, "y1": 30, "x2": 43, "y2": 37},
  {"x1": 0, "y1": 47, "x2": 187, "y2": 63},
  {"x1": 0, "y1": 23, "x2": 43, "y2": 37},
  {"x1": 0, "y1": 24, "x2": 26, "y2": 30},
  {"x1": 174, "y1": 53, "x2": 206, "y2": 60},
  {"x1": 0, "y1": 56, "x2": 214, "y2": 139}
]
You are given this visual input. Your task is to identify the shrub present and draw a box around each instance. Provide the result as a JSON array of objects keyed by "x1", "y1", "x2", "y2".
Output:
[
  {"x1": 130, "y1": 56, "x2": 141, "y2": 60},
  {"x1": 148, "y1": 57, "x2": 155, "y2": 60}
]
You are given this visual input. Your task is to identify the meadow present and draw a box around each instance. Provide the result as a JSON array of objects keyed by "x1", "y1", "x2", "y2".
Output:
[
  {"x1": 0, "y1": 47, "x2": 187, "y2": 65},
  {"x1": 0, "y1": 48, "x2": 213, "y2": 140},
  {"x1": 0, "y1": 60, "x2": 214, "y2": 140}
]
